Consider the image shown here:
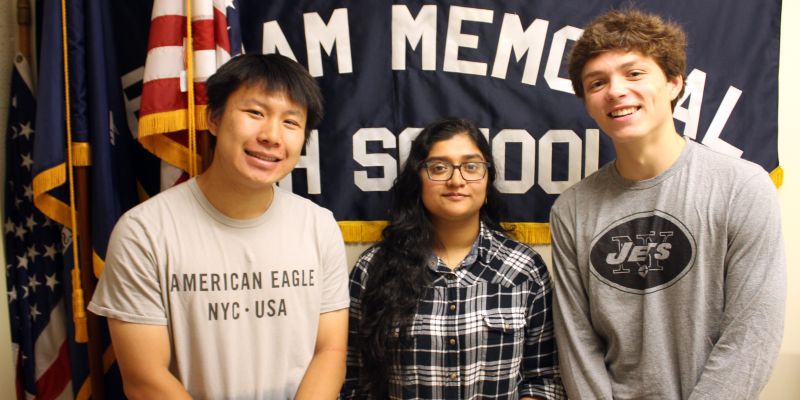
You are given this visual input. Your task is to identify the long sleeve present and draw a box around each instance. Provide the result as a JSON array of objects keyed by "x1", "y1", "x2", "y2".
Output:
[
  {"x1": 518, "y1": 252, "x2": 567, "y2": 399},
  {"x1": 550, "y1": 205, "x2": 614, "y2": 399},
  {"x1": 688, "y1": 172, "x2": 786, "y2": 399}
]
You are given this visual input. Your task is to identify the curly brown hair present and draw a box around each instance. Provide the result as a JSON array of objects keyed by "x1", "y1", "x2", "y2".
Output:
[{"x1": 568, "y1": 9, "x2": 687, "y2": 109}]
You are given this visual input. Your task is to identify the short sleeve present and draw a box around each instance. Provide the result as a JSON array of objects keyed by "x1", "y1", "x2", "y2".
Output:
[{"x1": 88, "y1": 212, "x2": 168, "y2": 325}]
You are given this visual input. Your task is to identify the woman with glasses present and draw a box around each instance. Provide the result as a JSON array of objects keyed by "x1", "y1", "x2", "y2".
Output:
[{"x1": 340, "y1": 118, "x2": 566, "y2": 399}]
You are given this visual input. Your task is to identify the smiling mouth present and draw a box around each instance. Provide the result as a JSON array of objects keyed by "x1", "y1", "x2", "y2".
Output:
[
  {"x1": 245, "y1": 150, "x2": 279, "y2": 162},
  {"x1": 608, "y1": 107, "x2": 639, "y2": 118}
]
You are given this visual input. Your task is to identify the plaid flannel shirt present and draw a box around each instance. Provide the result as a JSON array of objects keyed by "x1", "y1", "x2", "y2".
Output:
[{"x1": 341, "y1": 223, "x2": 566, "y2": 399}]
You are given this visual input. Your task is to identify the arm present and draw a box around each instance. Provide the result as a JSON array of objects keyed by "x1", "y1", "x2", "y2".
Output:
[
  {"x1": 518, "y1": 251, "x2": 567, "y2": 400},
  {"x1": 550, "y1": 207, "x2": 614, "y2": 399},
  {"x1": 108, "y1": 319, "x2": 190, "y2": 400},
  {"x1": 688, "y1": 173, "x2": 786, "y2": 399},
  {"x1": 295, "y1": 308, "x2": 349, "y2": 400}
]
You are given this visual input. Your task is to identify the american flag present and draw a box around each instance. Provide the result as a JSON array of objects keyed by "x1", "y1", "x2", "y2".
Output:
[
  {"x1": 5, "y1": 53, "x2": 74, "y2": 399},
  {"x1": 138, "y1": 0, "x2": 242, "y2": 187}
]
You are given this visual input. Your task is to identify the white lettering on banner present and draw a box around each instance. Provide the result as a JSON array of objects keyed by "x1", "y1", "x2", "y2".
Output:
[
  {"x1": 392, "y1": 5, "x2": 437, "y2": 71},
  {"x1": 265, "y1": 126, "x2": 599, "y2": 196},
  {"x1": 491, "y1": 14, "x2": 549, "y2": 85},
  {"x1": 247, "y1": 6, "x2": 750, "y2": 198},
  {"x1": 398, "y1": 127, "x2": 423, "y2": 168},
  {"x1": 674, "y1": 68, "x2": 743, "y2": 157},
  {"x1": 544, "y1": 25, "x2": 583, "y2": 94},
  {"x1": 585, "y1": 129, "x2": 600, "y2": 176},
  {"x1": 304, "y1": 8, "x2": 353, "y2": 77},
  {"x1": 352, "y1": 127, "x2": 600, "y2": 195},
  {"x1": 262, "y1": 20, "x2": 298, "y2": 60},
  {"x1": 257, "y1": 7, "x2": 745, "y2": 129},
  {"x1": 443, "y1": 6, "x2": 494, "y2": 76},
  {"x1": 538, "y1": 130, "x2": 582, "y2": 194},
  {"x1": 353, "y1": 128, "x2": 398, "y2": 191},
  {"x1": 493, "y1": 129, "x2": 536, "y2": 194},
  {"x1": 278, "y1": 130, "x2": 321, "y2": 194}
]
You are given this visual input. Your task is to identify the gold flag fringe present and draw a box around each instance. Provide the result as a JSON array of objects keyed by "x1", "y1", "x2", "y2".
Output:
[
  {"x1": 770, "y1": 166, "x2": 783, "y2": 188},
  {"x1": 138, "y1": 107, "x2": 206, "y2": 173},
  {"x1": 338, "y1": 221, "x2": 552, "y2": 245}
]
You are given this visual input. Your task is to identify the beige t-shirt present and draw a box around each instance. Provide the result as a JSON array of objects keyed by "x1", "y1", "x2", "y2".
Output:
[{"x1": 89, "y1": 179, "x2": 350, "y2": 399}]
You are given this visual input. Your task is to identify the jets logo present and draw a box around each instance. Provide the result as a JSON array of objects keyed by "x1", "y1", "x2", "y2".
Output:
[{"x1": 589, "y1": 210, "x2": 696, "y2": 295}]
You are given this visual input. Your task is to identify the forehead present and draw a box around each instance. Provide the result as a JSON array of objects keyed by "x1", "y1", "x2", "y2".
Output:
[
  {"x1": 582, "y1": 50, "x2": 662, "y2": 77},
  {"x1": 227, "y1": 84, "x2": 305, "y2": 111},
  {"x1": 426, "y1": 133, "x2": 484, "y2": 159}
]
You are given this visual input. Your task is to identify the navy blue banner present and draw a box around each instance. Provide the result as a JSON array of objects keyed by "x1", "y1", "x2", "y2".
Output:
[{"x1": 229, "y1": 0, "x2": 781, "y2": 229}]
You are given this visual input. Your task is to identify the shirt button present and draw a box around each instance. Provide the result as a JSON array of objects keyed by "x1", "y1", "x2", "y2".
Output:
[
  {"x1": 449, "y1": 304, "x2": 456, "y2": 312},
  {"x1": 450, "y1": 372, "x2": 458, "y2": 380},
  {"x1": 504, "y1": 323, "x2": 511, "y2": 329},
  {"x1": 449, "y1": 338, "x2": 456, "y2": 346}
]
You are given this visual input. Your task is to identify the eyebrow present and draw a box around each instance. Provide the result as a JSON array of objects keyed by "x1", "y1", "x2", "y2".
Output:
[
  {"x1": 582, "y1": 60, "x2": 641, "y2": 81},
  {"x1": 242, "y1": 98, "x2": 307, "y2": 118},
  {"x1": 425, "y1": 154, "x2": 485, "y2": 162}
]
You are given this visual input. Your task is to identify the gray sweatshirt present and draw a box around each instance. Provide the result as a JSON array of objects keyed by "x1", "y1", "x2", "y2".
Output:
[{"x1": 550, "y1": 139, "x2": 786, "y2": 399}]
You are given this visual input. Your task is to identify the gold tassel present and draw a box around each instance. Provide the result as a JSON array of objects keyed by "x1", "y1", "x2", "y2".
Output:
[
  {"x1": 72, "y1": 267, "x2": 88, "y2": 343},
  {"x1": 61, "y1": 0, "x2": 88, "y2": 343}
]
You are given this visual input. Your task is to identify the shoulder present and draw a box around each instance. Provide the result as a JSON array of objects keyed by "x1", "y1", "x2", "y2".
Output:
[
  {"x1": 686, "y1": 141, "x2": 775, "y2": 194},
  {"x1": 113, "y1": 181, "x2": 195, "y2": 233},
  {"x1": 551, "y1": 161, "x2": 614, "y2": 215},
  {"x1": 688, "y1": 140, "x2": 766, "y2": 179},
  {"x1": 349, "y1": 245, "x2": 381, "y2": 288},
  {"x1": 484, "y1": 229, "x2": 549, "y2": 286},
  {"x1": 274, "y1": 186, "x2": 336, "y2": 220}
]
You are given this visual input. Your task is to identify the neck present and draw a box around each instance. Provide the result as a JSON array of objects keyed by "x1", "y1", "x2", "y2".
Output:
[
  {"x1": 614, "y1": 130, "x2": 685, "y2": 181},
  {"x1": 196, "y1": 166, "x2": 275, "y2": 219},
  {"x1": 431, "y1": 216, "x2": 481, "y2": 269}
]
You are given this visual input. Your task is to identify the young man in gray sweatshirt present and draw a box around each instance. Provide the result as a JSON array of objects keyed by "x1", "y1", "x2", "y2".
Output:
[{"x1": 550, "y1": 9, "x2": 786, "y2": 399}]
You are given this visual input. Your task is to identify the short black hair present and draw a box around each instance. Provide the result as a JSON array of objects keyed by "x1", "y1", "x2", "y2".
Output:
[{"x1": 205, "y1": 53, "x2": 324, "y2": 142}]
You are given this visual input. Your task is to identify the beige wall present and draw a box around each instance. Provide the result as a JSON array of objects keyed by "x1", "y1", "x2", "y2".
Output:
[
  {"x1": 760, "y1": 0, "x2": 800, "y2": 397},
  {"x1": 0, "y1": 1, "x2": 797, "y2": 398}
]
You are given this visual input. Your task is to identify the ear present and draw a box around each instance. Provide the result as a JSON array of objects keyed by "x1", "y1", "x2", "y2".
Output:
[
  {"x1": 668, "y1": 74, "x2": 684, "y2": 102},
  {"x1": 206, "y1": 109, "x2": 219, "y2": 137}
]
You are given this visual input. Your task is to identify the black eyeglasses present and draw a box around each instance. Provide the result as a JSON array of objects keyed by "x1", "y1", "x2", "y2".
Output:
[{"x1": 421, "y1": 161, "x2": 490, "y2": 181}]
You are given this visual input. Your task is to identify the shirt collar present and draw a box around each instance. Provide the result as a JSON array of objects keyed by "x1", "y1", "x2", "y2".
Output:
[{"x1": 427, "y1": 221, "x2": 496, "y2": 272}]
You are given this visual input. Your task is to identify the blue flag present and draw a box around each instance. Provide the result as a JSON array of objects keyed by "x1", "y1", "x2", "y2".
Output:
[
  {"x1": 5, "y1": 51, "x2": 76, "y2": 399},
  {"x1": 27, "y1": 0, "x2": 143, "y2": 397}
]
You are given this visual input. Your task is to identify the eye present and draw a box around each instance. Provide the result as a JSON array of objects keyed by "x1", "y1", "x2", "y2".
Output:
[
  {"x1": 463, "y1": 162, "x2": 481, "y2": 173},
  {"x1": 586, "y1": 79, "x2": 605, "y2": 91},
  {"x1": 628, "y1": 70, "x2": 645, "y2": 79},
  {"x1": 283, "y1": 119, "x2": 302, "y2": 129},
  {"x1": 245, "y1": 109, "x2": 263, "y2": 118},
  {"x1": 428, "y1": 162, "x2": 451, "y2": 174}
]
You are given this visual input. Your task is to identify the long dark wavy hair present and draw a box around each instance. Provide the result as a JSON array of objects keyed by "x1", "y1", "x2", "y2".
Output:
[{"x1": 357, "y1": 117, "x2": 507, "y2": 397}]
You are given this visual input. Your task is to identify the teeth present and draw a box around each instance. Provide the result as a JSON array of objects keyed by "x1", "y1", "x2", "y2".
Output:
[
  {"x1": 610, "y1": 107, "x2": 637, "y2": 117},
  {"x1": 246, "y1": 151, "x2": 278, "y2": 162}
]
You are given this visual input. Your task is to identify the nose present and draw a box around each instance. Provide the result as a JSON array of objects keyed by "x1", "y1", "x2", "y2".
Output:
[
  {"x1": 447, "y1": 167, "x2": 467, "y2": 186},
  {"x1": 606, "y1": 76, "x2": 628, "y2": 99},
  {"x1": 258, "y1": 119, "x2": 282, "y2": 146}
]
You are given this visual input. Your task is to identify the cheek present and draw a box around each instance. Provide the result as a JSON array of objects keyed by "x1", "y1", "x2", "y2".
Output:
[
  {"x1": 419, "y1": 180, "x2": 438, "y2": 209},
  {"x1": 474, "y1": 182, "x2": 488, "y2": 202}
]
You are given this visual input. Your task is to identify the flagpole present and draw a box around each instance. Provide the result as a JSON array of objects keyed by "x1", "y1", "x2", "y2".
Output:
[
  {"x1": 17, "y1": 0, "x2": 30, "y2": 60},
  {"x1": 76, "y1": 167, "x2": 107, "y2": 399},
  {"x1": 57, "y1": 0, "x2": 106, "y2": 396}
]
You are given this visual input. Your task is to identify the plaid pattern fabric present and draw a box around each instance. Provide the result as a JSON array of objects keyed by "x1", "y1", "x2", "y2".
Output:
[{"x1": 342, "y1": 223, "x2": 566, "y2": 399}]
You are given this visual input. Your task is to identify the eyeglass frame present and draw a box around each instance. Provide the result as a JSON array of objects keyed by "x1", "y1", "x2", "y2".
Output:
[{"x1": 420, "y1": 160, "x2": 491, "y2": 181}]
